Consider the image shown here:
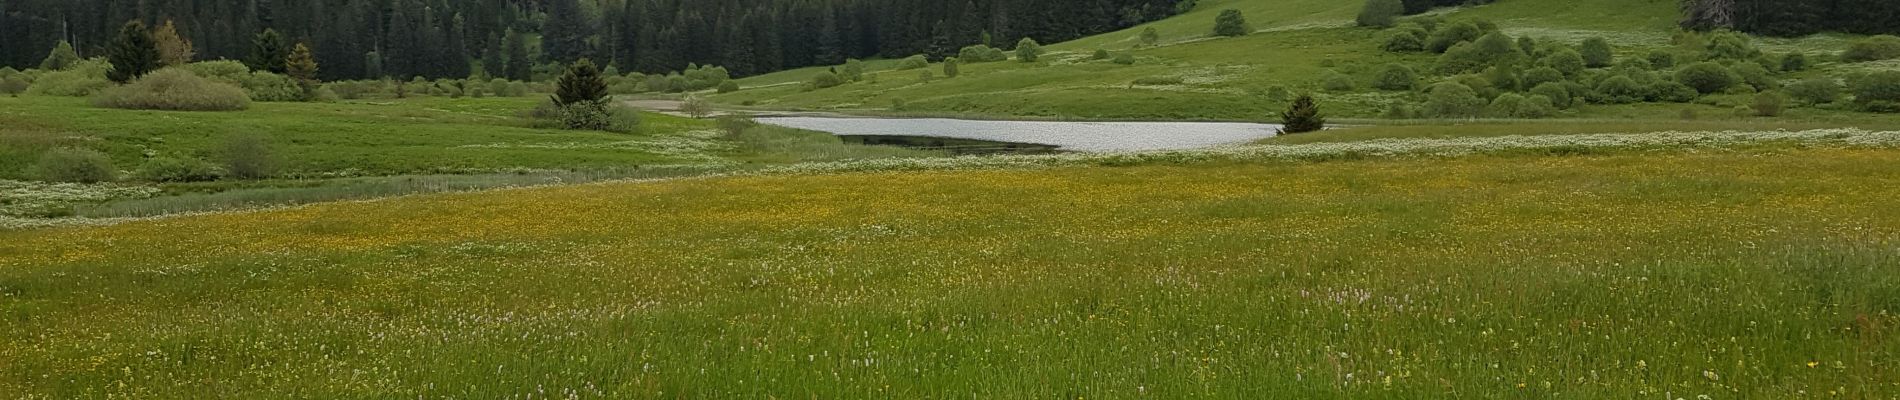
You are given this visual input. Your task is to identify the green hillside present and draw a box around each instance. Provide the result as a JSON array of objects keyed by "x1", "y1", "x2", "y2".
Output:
[{"x1": 710, "y1": 0, "x2": 1880, "y2": 122}]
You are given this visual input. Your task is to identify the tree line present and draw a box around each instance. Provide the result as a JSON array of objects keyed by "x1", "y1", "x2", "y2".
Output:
[{"x1": 1, "y1": 0, "x2": 1191, "y2": 81}]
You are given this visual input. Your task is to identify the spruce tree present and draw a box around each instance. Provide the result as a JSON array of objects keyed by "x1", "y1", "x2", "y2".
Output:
[
  {"x1": 503, "y1": 29, "x2": 531, "y2": 81},
  {"x1": 553, "y1": 59, "x2": 609, "y2": 106},
  {"x1": 249, "y1": 29, "x2": 289, "y2": 74},
  {"x1": 152, "y1": 20, "x2": 196, "y2": 67},
  {"x1": 543, "y1": 0, "x2": 594, "y2": 63},
  {"x1": 106, "y1": 21, "x2": 161, "y2": 83},
  {"x1": 286, "y1": 42, "x2": 320, "y2": 98},
  {"x1": 1279, "y1": 95, "x2": 1326, "y2": 134},
  {"x1": 40, "y1": 40, "x2": 81, "y2": 71},
  {"x1": 943, "y1": 57, "x2": 960, "y2": 78}
]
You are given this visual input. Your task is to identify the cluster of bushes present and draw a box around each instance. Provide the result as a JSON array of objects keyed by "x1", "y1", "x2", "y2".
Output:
[
  {"x1": 1365, "y1": 17, "x2": 1900, "y2": 117},
  {"x1": 958, "y1": 45, "x2": 1009, "y2": 63},
  {"x1": 92, "y1": 68, "x2": 250, "y2": 111}
]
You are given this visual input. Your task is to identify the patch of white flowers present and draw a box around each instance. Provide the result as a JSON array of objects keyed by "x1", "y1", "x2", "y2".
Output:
[{"x1": 0, "y1": 180, "x2": 160, "y2": 217}]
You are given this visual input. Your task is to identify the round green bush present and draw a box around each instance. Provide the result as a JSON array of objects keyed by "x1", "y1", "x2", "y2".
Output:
[
  {"x1": 1852, "y1": 71, "x2": 1900, "y2": 112},
  {"x1": 717, "y1": 80, "x2": 740, "y2": 93},
  {"x1": 92, "y1": 68, "x2": 251, "y2": 111},
  {"x1": 1521, "y1": 67, "x2": 1565, "y2": 89},
  {"x1": 1675, "y1": 62, "x2": 1739, "y2": 94},
  {"x1": 1540, "y1": 49, "x2": 1586, "y2": 77},
  {"x1": 1518, "y1": 95, "x2": 1557, "y2": 118},
  {"x1": 35, "y1": 148, "x2": 117, "y2": 183},
  {"x1": 1382, "y1": 27, "x2": 1427, "y2": 52},
  {"x1": 1650, "y1": 80, "x2": 1700, "y2": 103},
  {"x1": 1730, "y1": 63, "x2": 1776, "y2": 91},
  {"x1": 1487, "y1": 93, "x2": 1527, "y2": 118},
  {"x1": 1594, "y1": 75, "x2": 1644, "y2": 104},
  {"x1": 1425, "y1": 82, "x2": 1485, "y2": 118},
  {"x1": 1530, "y1": 82, "x2": 1573, "y2": 109},
  {"x1": 1842, "y1": 35, "x2": 1900, "y2": 62},
  {"x1": 1787, "y1": 77, "x2": 1841, "y2": 105},
  {"x1": 1426, "y1": 21, "x2": 1481, "y2": 53},
  {"x1": 1372, "y1": 64, "x2": 1416, "y2": 91}
]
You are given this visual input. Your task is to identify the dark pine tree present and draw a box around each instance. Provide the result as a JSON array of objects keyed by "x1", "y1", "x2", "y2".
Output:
[
  {"x1": 502, "y1": 28, "x2": 530, "y2": 81},
  {"x1": 105, "y1": 20, "x2": 160, "y2": 83},
  {"x1": 553, "y1": 58, "x2": 608, "y2": 106},
  {"x1": 542, "y1": 0, "x2": 593, "y2": 63},
  {"x1": 1279, "y1": 94, "x2": 1326, "y2": 134},
  {"x1": 249, "y1": 28, "x2": 289, "y2": 73}
]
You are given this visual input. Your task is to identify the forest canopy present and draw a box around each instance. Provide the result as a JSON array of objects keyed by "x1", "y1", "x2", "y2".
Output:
[{"x1": 0, "y1": 0, "x2": 1193, "y2": 80}]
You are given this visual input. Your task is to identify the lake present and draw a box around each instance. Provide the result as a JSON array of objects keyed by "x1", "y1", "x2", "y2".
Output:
[{"x1": 756, "y1": 117, "x2": 1283, "y2": 152}]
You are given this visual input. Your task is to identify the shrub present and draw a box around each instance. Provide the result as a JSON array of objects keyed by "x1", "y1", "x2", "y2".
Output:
[
  {"x1": 717, "y1": 80, "x2": 740, "y2": 93},
  {"x1": 1650, "y1": 81, "x2": 1700, "y2": 103},
  {"x1": 1015, "y1": 38, "x2": 1044, "y2": 62},
  {"x1": 1704, "y1": 31, "x2": 1761, "y2": 61},
  {"x1": 1425, "y1": 82, "x2": 1485, "y2": 118},
  {"x1": 1540, "y1": 49, "x2": 1586, "y2": 77},
  {"x1": 943, "y1": 57, "x2": 961, "y2": 78},
  {"x1": 717, "y1": 115, "x2": 757, "y2": 138},
  {"x1": 1521, "y1": 67, "x2": 1565, "y2": 89},
  {"x1": 1382, "y1": 102, "x2": 1418, "y2": 119},
  {"x1": 842, "y1": 59, "x2": 867, "y2": 81},
  {"x1": 917, "y1": 69, "x2": 935, "y2": 82},
  {"x1": 135, "y1": 157, "x2": 221, "y2": 182},
  {"x1": 1092, "y1": 49, "x2": 1111, "y2": 60},
  {"x1": 1787, "y1": 77, "x2": 1841, "y2": 105},
  {"x1": 1278, "y1": 94, "x2": 1325, "y2": 134},
  {"x1": 1530, "y1": 82, "x2": 1573, "y2": 109},
  {"x1": 809, "y1": 71, "x2": 845, "y2": 89},
  {"x1": 1483, "y1": 66, "x2": 1522, "y2": 92},
  {"x1": 1383, "y1": 27, "x2": 1427, "y2": 52},
  {"x1": 1594, "y1": 75, "x2": 1644, "y2": 104},
  {"x1": 223, "y1": 135, "x2": 275, "y2": 180},
  {"x1": 239, "y1": 72, "x2": 304, "y2": 102},
  {"x1": 1676, "y1": 62, "x2": 1739, "y2": 94},
  {"x1": 1487, "y1": 93, "x2": 1527, "y2": 118},
  {"x1": 1113, "y1": 54, "x2": 1137, "y2": 65},
  {"x1": 1426, "y1": 21, "x2": 1482, "y2": 53},
  {"x1": 957, "y1": 45, "x2": 1007, "y2": 63},
  {"x1": 1579, "y1": 37, "x2": 1614, "y2": 68},
  {"x1": 91, "y1": 68, "x2": 251, "y2": 111},
  {"x1": 1615, "y1": 57, "x2": 1652, "y2": 72},
  {"x1": 182, "y1": 60, "x2": 252, "y2": 83},
  {"x1": 34, "y1": 148, "x2": 117, "y2": 183},
  {"x1": 1851, "y1": 71, "x2": 1900, "y2": 111},
  {"x1": 1647, "y1": 50, "x2": 1677, "y2": 69},
  {"x1": 1372, "y1": 64, "x2": 1416, "y2": 91},
  {"x1": 1357, "y1": 0, "x2": 1404, "y2": 28},
  {"x1": 680, "y1": 95, "x2": 713, "y2": 119},
  {"x1": 1323, "y1": 73, "x2": 1356, "y2": 92},
  {"x1": 1519, "y1": 95, "x2": 1557, "y2": 118},
  {"x1": 645, "y1": 74, "x2": 673, "y2": 92},
  {"x1": 1141, "y1": 27, "x2": 1161, "y2": 47},
  {"x1": 0, "y1": 76, "x2": 27, "y2": 96},
  {"x1": 1730, "y1": 62, "x2": 1776, "y2": 91},
  {"x1": 27, "y1": 58, "x2": 112, "y2": 97},
  {"x1": 1750, "y1": 91, "x2": 1785, "y2": 116},
  {"x1": 1779, "y1": 53, "x2": 1809, "y2": 72},
  {"x1": 1842, "y1": 35, "x2": 1900, "y2": 62},
  {"x1": 1214, "y1": 9, "x2": 1251, "y2": 37}
]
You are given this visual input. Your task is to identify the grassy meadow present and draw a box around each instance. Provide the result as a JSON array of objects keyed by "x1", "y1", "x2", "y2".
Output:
[{"x1": 3, "y1": 144, "x2": 1898, "y2": 397}]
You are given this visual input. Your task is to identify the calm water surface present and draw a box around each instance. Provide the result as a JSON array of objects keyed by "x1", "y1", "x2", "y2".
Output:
[{"x1": 758, "y1": 117, "x2": 1282, "y2": 152}]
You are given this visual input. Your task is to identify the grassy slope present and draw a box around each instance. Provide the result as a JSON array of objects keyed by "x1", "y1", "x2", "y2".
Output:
[
  {"x1": 3, "y1": 147, "x2": 1897, "y2": 397},
  {"x1": 710, "y1": 0, "x2": 1889, "y2": 122},
  {"x1": 0, "y1": 96, "x2": 719, "y2": 179}
]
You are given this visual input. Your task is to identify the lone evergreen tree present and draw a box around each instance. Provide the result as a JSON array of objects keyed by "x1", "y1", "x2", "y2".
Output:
[
  {"x1": 106, "y1": 21, "x2": 161, "y2": 83},
  {"x1": 152, "y1": 20, "x2": 196, "y2": 67},
  {"x1": 40, "y1": 40, "x2": 81, "y2": 70},
  {"x1": 249, "y1": 29, "x2": 289, "y2": 74},
  {"x1": 1214, "y1": 9, "x2": 1252, "y2": 37},
  {"x1": 503, "y1": 29, "x2": 531, "y2": 81},
  {"x1": 1279, "y1": 94, "x2": 1326, "y2": 134},
  {"x1": 553, "y1": 59, "x2": 609, "y2": 106},
  {"x1": 286, "y1": 43, "x2": 320, "y2": 99},
  {"x1": 943, "y1": 57, "x2": 960, "y2": 78}
]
